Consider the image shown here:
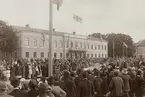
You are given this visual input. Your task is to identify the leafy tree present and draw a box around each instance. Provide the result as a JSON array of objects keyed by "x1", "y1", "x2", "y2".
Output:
[
  {"x1": 89, "y1": 33, "x2": 135, "y2": 57},
  {"x1": 0, "y1": 20, "x2": 18, "y2": 58}
]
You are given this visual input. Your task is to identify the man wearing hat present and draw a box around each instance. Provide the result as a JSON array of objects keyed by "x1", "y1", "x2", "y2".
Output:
[
  {"x1": 0, "y1": 81, "x2": 13, "y2": 97},
  {"x1": 121, "y1": 68, "x2": 131, "y2": 97},
  {"x1": 9, "y1": 78, "x2": 27, "y2": 97},
  {"x1": 38, "y1": 83, "x2": 53, "y2": 97}
]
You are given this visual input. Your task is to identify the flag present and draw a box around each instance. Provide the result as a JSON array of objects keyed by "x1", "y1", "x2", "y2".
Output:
[
  {"x1": 52, "y1": 0, "x2": 63, "y2": 10},
  {"x1": 123, "y1": 42, "x2": 128, "y2": 48},
  {"x1": 73, "y1": 14, "x2": 82, "y2": 23}
]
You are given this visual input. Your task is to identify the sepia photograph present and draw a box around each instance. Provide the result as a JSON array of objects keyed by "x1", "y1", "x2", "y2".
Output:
[{"x1": 0, "y1": 0, "x2": 145, "y2": 97}]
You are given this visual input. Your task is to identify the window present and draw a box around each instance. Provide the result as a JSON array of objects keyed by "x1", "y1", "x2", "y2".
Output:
[
  {"x1": 66, "y1": 53, "x2": 69, "y2": 58},
  {"x1": 80, "y1": 42, "x2": 82, "y2": 48},
  {"x1": 98, "y1": 54, "x2": 100, "y2": 58},
  {"x1": 75, "y1": 42, "x2": 78, "y2": 48},
  {"x1": 54, "y1": 40, "x2": 57, "y2": 48},
  {"x1": 98, "y1": 45, "x2": 100, "y2": 50},
  {"x1": 59, "y1": 40, "x2": 63, "y2": 48},
  {"x1": 41, "y1": 52, "x2": 44, "y2": 58},
  {"x1": 24, "y1": 37, "x2": 29, "y2": 46},
  {"x1": 95, "y1": 54, "x2": 97, "y2": 58},
  {"x1": 88, "y1": 44, "x2": 89, "y2": 49},
  {"x1": 95, "y1": 45, "x2": 97, "y2": 50},
  {"x1": 105, "y1": 45, "x2": 107, "y2": 50},
  {"x1": 66, "y1": 41, "x2": 69, "y2": 48},
  {"x1": 87, "y1": 54, "x2": 89, "y2": 58},
  {"x1": 54, "y1": 53, "x2": 57, "y2": 58},
  {"x1": 105, "y1": 54, "x2": 107, "y2": 58},
  {"x1": 33, "y1": 52, "x2": 37, "y2": 58},
  {"x1": 71, "y1": 42, "x2": 73, "y2": 48},
  {"x1": 102, "y1": 54, "x2": 104, "y2": 58},
  {"x1": 84, "y1": 44, "x2": 86, "y2": 49},
  {"x1": 32, "y1": 39, "x2": 37, "y2": 46},
  {"x1": 60, "y1": 53, "x2": 63, "y2": 58},
  {"x1": 91, "y1": 44, "x2": 93, "y2": 50},
  {"x1": 102, "y1": 45, "x2": 103, "y2": 50},
  {"x1": 26, "y1": 52, "x2": 29, "y2": 58},
  {"x1": 91, "y1": 54, "x2": 93, "y2": 58}
]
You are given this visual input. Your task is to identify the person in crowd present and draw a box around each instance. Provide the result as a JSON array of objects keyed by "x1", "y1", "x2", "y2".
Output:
[
  {"x1": 76, "y1": 71, "x2": 95, "y2": 97},
  {"x1": 0, "y1": 81, "x2": 13, "y2": 97},
  {"x1": 100, "y1": 72, "x2": 109, "y2": 97},
  {"x1": 74, "y1": 68, "x2": 82, "y2": 87},
  {"x1": 20, "y1": 79, "x2": 30, "y2": 94},
  {"x1": 109, "y1": 71, "x2": 124, "y2": 97},
  {"x1": 93, "y1": 70, "x2": 103, "y2": 97},
  {"x1": 38, "y1": 83, "x2": 52, "y2": 97},
  {"x1": 27, "y1": 79, "x2": 39, "y2": 97},
  {"x1": 9, "y1": 78, "x2": 27, "y2": 97},
  {"x1": 121, "y1": 68, "x2": 131, "y2": 97},
  {"x1": 47, "y1": 76, "x2": 66, "y2": 97},
  {"x1": 134, "y1": 70, "x2": 145, "y2": 97},
  {"x1": 60, "y1": 70, "x2": 76, "y2": 97}
]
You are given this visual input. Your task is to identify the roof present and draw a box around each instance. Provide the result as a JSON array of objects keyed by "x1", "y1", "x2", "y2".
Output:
[
  {"x1": 137, "y1": 39, "x2": 145, "y2": 47},
  {"x1": 12, "y1": 25, "x2": 66, "y2": 36},
  {"x1": 87, "y1": 36, "x2": 107, "y2": 42},
  {"x1": 11, "y1": 25, "x2": 107, "y2": 42}
]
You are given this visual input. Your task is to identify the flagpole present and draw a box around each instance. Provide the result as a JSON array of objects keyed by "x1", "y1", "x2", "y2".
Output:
[{"x1": 48, "y1": 0, "x2": 53, "y2": 76}]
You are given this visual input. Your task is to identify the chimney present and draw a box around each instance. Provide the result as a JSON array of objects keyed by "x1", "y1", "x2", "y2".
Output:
[
  {"x1": 25, "y1": 24, "x2": 30, "y2": 28},
  {"x1": 73, "y1": 32, "x2": 76, "y2": 35}
]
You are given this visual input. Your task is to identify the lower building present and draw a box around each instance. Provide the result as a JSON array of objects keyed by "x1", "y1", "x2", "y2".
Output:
[{"x1": 136, "y1": 39, "x2": 145, "y2": 58}]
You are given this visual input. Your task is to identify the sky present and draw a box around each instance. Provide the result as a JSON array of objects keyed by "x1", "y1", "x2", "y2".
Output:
[{"x1": 0, "y1": 0, "x2": 145, "y2": 42}]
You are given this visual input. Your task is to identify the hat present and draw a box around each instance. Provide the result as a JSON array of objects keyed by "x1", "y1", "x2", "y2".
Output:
[
  {"x1": 11, "y1": 78, "x2": 20, "y2": 88},
  {"x1": 122, "y1": 68, "x2": 128, "y2": 74},
  {"x1": 63, "y1": 70, "x2": 70, "y2": 78},
  {"x1": 29, "y1": 79, "x2": 37, "y2": 89},
  {"x1": 0, "y1": 82, "x2": 7, "y2": 90},
  {"x1": 38, "y1": 83, "x2": 51, "y2": 92},
  {"x1": 47, "y1": 76, "x2": 55, "y2": 84}
]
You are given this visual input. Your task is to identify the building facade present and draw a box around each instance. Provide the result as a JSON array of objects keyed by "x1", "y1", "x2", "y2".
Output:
[
  {"x1": 13, "y1": 25, "x2": 108, "y2": 59},
  {"x1": 136, "y1": 39, "x2": 145, "y2": 58}
]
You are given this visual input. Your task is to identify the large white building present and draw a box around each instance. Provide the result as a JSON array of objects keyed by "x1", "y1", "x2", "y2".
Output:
[{"x1": 12, "y1": 25, "x2": 108, "y2": 59}]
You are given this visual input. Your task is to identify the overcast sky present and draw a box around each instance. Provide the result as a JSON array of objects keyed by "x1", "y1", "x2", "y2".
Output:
[{"x1": 0, "y1": 0, "x2": 145, "y2": 42}]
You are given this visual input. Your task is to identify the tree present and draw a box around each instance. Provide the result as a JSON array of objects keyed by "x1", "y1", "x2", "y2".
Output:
[
  {"x1": 0, "y1": 20, "x2": 18, "y2": 58},
  {"x1": 89, "y1": 33, "x2": 135, "y2": 57}
]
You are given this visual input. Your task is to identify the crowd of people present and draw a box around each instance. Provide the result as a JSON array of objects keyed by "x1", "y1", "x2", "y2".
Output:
[{"x1": 0, "y1": 57, "x2": 145, "y2": 97}]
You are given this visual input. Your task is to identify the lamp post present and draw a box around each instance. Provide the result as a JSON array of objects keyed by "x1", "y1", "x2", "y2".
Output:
[{"x1": 48, "y1": 0, "x2": 53, "y2": 76}]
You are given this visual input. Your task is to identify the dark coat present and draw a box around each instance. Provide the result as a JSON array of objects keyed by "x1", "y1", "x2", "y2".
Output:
[
  {"x1": 93, "y1": 76, "x2": 103, "y2": 96},
  {"x1": 60, "y1": 79, "x2": 76, "y2": 97},
  {"x1": 27, "y1": 89, "x2": 39, "y2": 97},
  {"x1": 134, "y1": 76, "x2": 145, "y2": 97},
  {"x1": 101, "y1": 76, "x2": 109, "y2": 95},
  {"x1": 121, "y1": 73, "x2": 131, "y2": 92},
  {"x1": 109, "y1": 76, "x2": 124, "y2": 97},
  {"x1": 77, "y1": 78, "x2": 94, "y2": 97},
  {"x1": 74, "y1": 75, "x2": 82, "y2": 87},
  {"x1": 9, "y1": 89, "x2": 27, "y2": 97}
]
